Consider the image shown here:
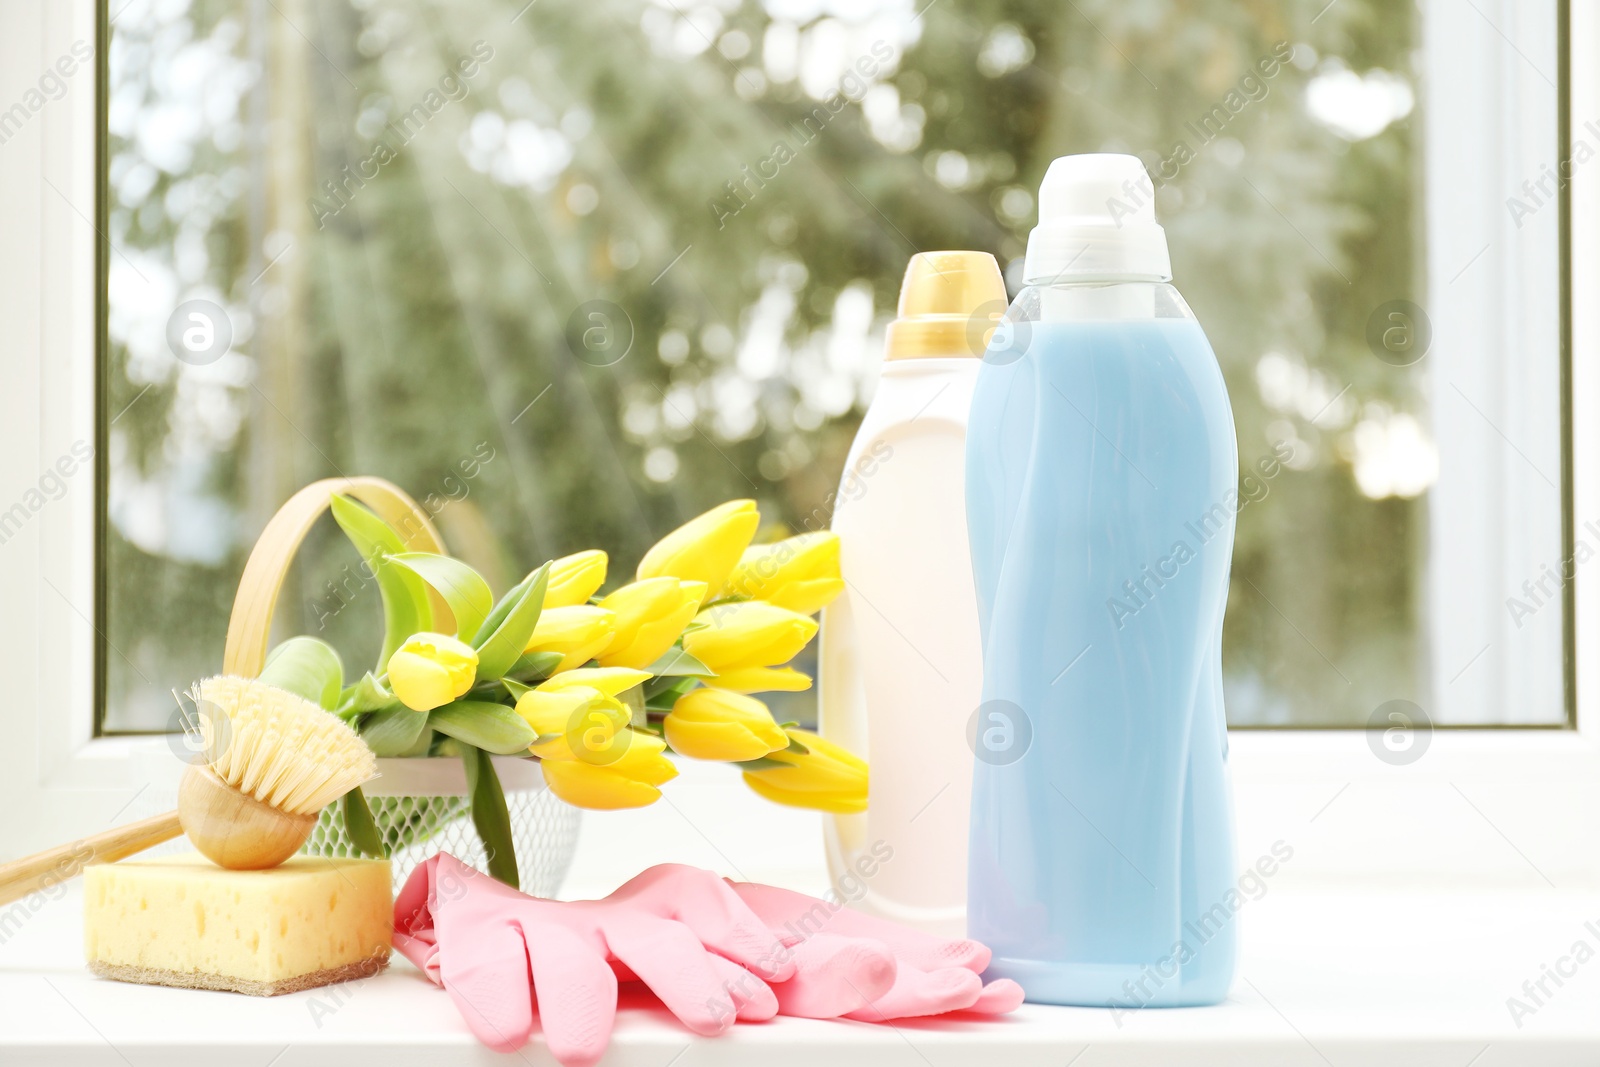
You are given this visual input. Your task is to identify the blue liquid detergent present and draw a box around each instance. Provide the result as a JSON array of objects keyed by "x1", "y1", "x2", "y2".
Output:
[{"x1": 965, "y1": 308, "x2": 1239, "y2": 1008}]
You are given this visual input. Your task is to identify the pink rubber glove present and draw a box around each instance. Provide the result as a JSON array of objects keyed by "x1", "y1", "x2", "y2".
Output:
[
  {"x1": 731, "y1": 881, "x2": 1027, "y2": 1021},
  {"x1": 393, "y1": 854, "x2": 796, "y2": 1066}
]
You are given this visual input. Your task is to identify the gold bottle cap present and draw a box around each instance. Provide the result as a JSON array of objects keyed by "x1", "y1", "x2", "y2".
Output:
[{"x1": 883, "y1": 250, "x2": 1007, "y2": 360}]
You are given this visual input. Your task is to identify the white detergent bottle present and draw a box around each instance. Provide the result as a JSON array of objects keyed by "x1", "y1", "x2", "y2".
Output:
[{"x1": 819, "y1": 250, "x2": 1004, "y2": 936}]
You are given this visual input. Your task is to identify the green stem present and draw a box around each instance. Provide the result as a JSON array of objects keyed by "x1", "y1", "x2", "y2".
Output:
[
  {"x1": 461, "y1": 745, "x2": 518, "y2": 888},
  {"x1": 342, "y1": 786, "x2": 387, "y2": 858}
]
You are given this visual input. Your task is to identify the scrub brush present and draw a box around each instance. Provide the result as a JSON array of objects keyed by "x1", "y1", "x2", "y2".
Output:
[{"x1": 0, "y1": 675, "x2": 377, "y2": 905}]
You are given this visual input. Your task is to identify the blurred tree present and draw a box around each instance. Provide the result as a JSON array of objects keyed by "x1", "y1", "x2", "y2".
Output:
[{"x1": 105, "y1": 0, "x2": 1426, "y2": 730}]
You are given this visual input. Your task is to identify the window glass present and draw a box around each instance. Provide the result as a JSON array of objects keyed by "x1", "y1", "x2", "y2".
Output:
[{"x1": 101, "y1": 0, "x2": 1563, "y2": 730}]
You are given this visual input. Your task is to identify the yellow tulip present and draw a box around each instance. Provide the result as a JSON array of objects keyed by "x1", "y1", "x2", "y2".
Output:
[
  {"x1": 605, "y1": 728, "x2": 679, "y2": 786},
  {"x1": 723, "y1": 532, "x2": 844, "y2": 615},
  {"x1": 542, "y1": 757, "x2": 664, "y2": 809},
  {"x1": 741, "y1": 728, "x2": 868, "y2": 814},
  {"x1": 709, "y1": 666, "x2": 813, "y2": 694},
  {"x1": 544, "y1": 550, "x2": 609, "y2": 608},
  {"x1": 539, "y1": 727, "x2": 677, "y2": 810},
  {"x1": 636, "y1": 500, "x2": 760, "y2": 604},
  {"x1": 664, "y1": 688, "x2": 789, "y2": 761},
  {"x1": 386, "y1": 632, "x2": 478, "y2": 711},
  {"x1": 595, "y1": 578, "x2": 706, "y2": 669},
  {"x1": 535, "y1": 665, "x2": 651, "y2": 698},
  {"x1": 515, "y1": 686, "x2": 629, "y2": 763},
  {"x1": 523, "y1": 605, "x2": 615, "y2": 672},
  {"x1": 682, "y1": 601, "x2": 818, "y2": 674}
]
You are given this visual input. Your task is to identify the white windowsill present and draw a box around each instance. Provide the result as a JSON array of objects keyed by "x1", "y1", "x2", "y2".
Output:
[
  {"x1": 3, "y1": 881, "x2": 1596, "y2": 1065},
  {"x1": 1, "y1": 761, "x2": 1596, "y2": 1065}
]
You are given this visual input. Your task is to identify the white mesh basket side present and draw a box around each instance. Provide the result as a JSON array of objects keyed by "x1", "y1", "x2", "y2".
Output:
[{"x1": 303, "y1": 787, "x2": 580, "y2": 897}]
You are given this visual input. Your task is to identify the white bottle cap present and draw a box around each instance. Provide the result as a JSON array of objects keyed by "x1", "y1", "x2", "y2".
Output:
[{"x1": 1023, "y1": 153, "x2": 1172, "y2": 285}]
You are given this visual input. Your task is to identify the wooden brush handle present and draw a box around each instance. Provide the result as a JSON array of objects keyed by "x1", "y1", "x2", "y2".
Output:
[
  {"x1": 0, "y1": 811, "x2": 182, "y2": 907},
  {"x1": 223, "y1": 476, "x2": 448, "y2": 677}
]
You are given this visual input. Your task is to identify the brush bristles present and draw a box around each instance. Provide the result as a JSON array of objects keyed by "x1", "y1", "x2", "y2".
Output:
[{"x1": 192, "y1": 676, "x2": 378, "y2": 816}]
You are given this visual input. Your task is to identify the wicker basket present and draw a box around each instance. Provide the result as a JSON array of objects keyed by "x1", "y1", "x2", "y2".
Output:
[{"x1": 219, "y1": 476, "x2": 580, "y2": 896}]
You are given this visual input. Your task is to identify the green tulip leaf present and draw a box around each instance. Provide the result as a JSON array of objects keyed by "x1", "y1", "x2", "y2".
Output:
[
  {"x1": 505, "y1": 650, "x2": 564, "y2": 683},
  {"x1": 471, "y1": 563, "x2": 550, "y2": 680},
  {"x1": 644, "y1": 673, "x2": 699, "y2": 704},
  {"x1": 260, "y1": 636, "x2": 344, "y2": 710},
  {"x1": 389, "y1": 552, "x2": 493, "y2": 642},
  {"x1": 342, "y1": 786, "x2": 387, "y2": 858},
  {"x1": 329, "y1": 494, "x2": 433, "y2": 671},
  {"x1": 396, "y1": 726, "x2": 436, "y2": 758},
  {"x1": 429, "y1": 699, "x2": 535, "y2": 754},
  {"x1": 340, "y1": 671, "x2": 399, "y2": 715},
  {"x1": 473, "y1": 570, "x2": 537, "y2": 645},
  {"x1": 360, "y1": 706, "x2": 430, "y2": 756},
  {"x1": 462, "y1": 745, "x2": 518, "y2": 888},
  {"x1": 645, "y1": 680, "x2": 697, "y2": 713},
  {"x1": 500, "y1": 677, "x2": 534, "y2": 701},
  {"x1": 647, "y1": 647, "x2": 713, "y2": 677},
  {"x1": 734, "y1": 756, "x2": 789, "y2": 771}
]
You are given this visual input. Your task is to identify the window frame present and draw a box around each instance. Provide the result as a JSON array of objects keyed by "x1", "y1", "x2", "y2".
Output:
[
  {"x1": 1415, "y1": 0, "x2": 1573, "y2": 730},
  {"x1": 1, "y1": 0, "x2": 1597, "y2": 884}
]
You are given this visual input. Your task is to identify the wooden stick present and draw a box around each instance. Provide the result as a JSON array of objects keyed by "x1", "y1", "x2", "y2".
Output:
[{"x1": 0, "y1": 812, "x2": 182, "y2": 907}]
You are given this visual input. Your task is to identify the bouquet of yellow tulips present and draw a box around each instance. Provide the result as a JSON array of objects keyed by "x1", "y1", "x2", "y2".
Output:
[{"x1": 264, "y1": 494, "x2": 865, "y2": 887}]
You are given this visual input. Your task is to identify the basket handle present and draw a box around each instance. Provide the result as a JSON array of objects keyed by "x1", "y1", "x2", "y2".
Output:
[{"x1": 222, "y1": 476, "x2": 451, "y2": 678}]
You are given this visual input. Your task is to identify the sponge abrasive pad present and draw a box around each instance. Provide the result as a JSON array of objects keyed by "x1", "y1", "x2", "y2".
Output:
[{"x1": 84, "y1": 852, "x2": 392, "y2": 996}]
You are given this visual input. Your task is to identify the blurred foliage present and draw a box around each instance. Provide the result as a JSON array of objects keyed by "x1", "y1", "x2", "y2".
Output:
[{"x1": 105, "y1": 0, "x2": 1426, "y2": 730}]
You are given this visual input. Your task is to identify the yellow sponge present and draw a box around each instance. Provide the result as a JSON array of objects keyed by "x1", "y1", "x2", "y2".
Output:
[{"x1": 84, "y1": 852, "x2": 392, "y2": 996}]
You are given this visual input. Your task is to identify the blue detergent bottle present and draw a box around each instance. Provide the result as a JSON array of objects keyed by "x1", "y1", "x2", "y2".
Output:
[{"x1": 965, "y1": 154, "x2": 1238, "y2": 1008}]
